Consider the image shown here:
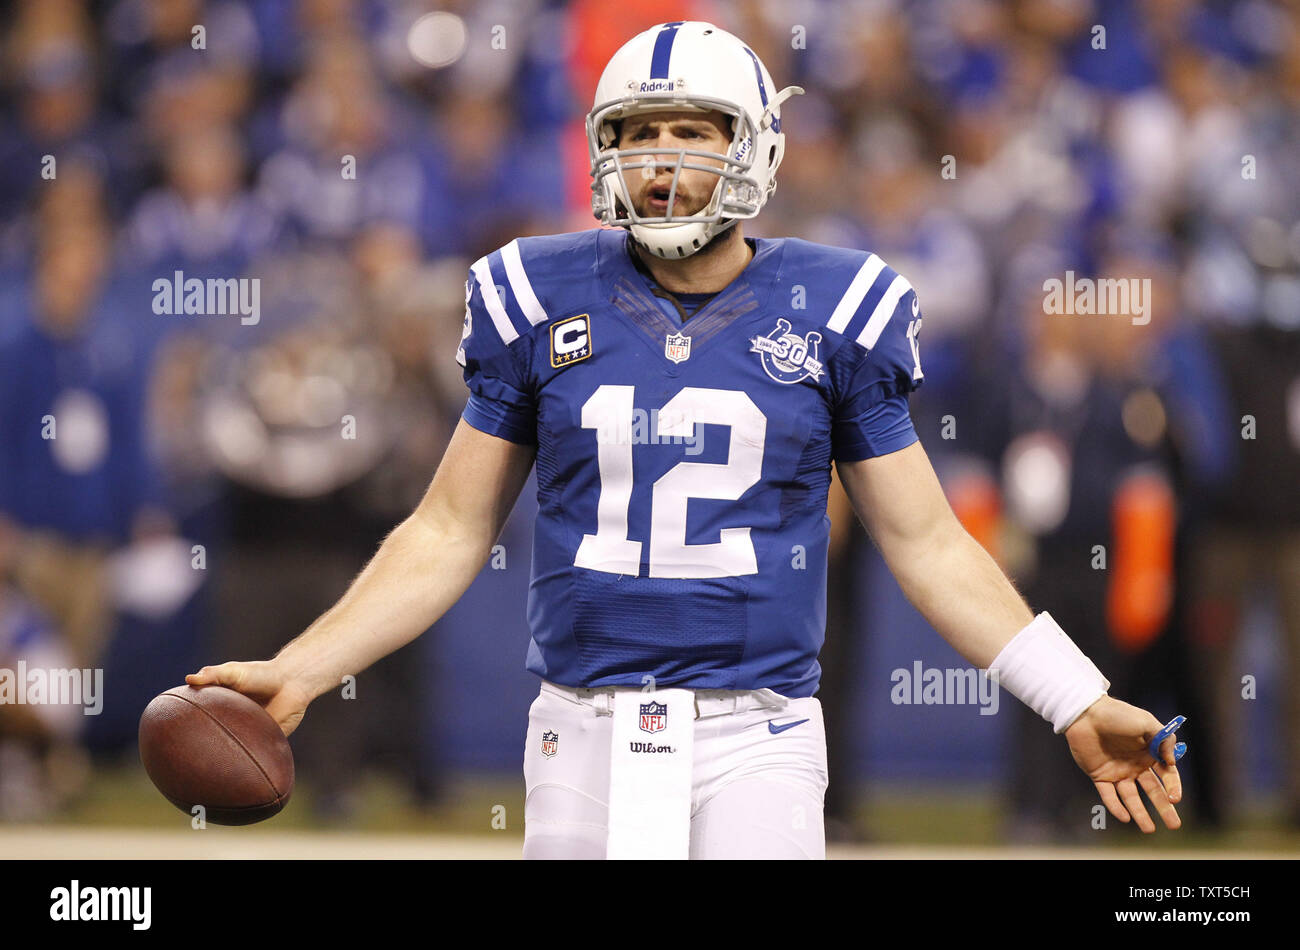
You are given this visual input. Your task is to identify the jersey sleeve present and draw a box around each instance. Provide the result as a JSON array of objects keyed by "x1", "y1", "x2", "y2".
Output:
[
  {"x1": 456, "y1": 256, "x2": 538, "y2": 445},
  {"x1": 829, "y1": 262, "x2": 925, "y2": 462}
]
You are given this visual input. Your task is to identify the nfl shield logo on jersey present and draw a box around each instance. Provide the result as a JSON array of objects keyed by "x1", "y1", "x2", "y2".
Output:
[
  {"x1": 639, "y1": 702, "x2": 668, "y2": 734},
  {"x1": 664, "y1": 332, "x2": 692, "y2": 364},
  {"x1": 540, "y1": 730, "x2": 559, "y2": 758}
]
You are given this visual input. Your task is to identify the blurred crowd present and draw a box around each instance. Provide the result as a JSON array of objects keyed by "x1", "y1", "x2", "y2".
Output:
[{"x1": 0, "y1": 0, "x2": 1297, "y2": 841}]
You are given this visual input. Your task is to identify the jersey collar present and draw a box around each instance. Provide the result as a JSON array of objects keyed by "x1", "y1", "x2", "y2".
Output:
[{"x1": 598, "y1": 228, "x2": 786, "y2": 341}]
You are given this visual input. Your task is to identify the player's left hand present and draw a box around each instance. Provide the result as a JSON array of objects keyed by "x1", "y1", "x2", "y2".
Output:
[{"x1": 1063, "y1": 696, "x2": 1183, "y2": 833}]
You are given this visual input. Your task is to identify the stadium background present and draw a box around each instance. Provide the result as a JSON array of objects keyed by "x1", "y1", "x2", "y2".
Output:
[{"x1": 1, "y1": 0, "x2": 1298, "y2": 857}]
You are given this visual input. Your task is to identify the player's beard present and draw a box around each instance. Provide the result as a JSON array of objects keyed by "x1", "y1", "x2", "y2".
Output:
[
  {"x1": 683, "y1": 216, "x2": 740, "y2": 258},
  {"x1": 627, "y1": 171, "x2": 719, "y2": 220},
  {"x1": 625, "y1": 170, "x2": 739, "y2": 259}
]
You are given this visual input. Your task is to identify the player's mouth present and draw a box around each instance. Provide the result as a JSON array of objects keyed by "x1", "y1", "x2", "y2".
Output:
[{"x1": 646, "y1": 184, "x2": 678, "y2": 214}]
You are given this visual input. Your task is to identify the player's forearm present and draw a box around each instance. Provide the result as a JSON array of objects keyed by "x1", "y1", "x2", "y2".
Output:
[
  {"x1": 881, "y1": 514, "x2": 1034, "y2": 669},
  {"x1": 271, "y1": 512, "x2": 495, "y2": 701}
]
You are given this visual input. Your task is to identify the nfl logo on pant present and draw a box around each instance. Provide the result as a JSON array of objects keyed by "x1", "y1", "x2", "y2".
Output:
[
  {"x1": 639, "y1": 702, "x2": 668, "y2": 734},
  {"x1": 540, "y1": 730, "x2": 559, "y2": 758}
]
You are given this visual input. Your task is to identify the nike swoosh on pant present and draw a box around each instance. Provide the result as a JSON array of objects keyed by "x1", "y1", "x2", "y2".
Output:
[{"x1": 767, "y1": 718, "x2": 810, "y2": 734}]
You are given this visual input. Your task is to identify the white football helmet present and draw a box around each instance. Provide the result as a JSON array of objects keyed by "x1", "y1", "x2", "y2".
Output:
[{"x1": 586, "y1": 21, "x2": 803, "y2": 259}]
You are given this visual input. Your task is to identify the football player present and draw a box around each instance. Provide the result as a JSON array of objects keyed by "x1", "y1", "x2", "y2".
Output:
[{"x1": 189, "y1": 21, "x2": 1183, "y2": 858}]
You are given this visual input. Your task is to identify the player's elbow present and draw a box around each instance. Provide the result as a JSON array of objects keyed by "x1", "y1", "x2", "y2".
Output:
[
  {"x1": 407, "y1": 496, "x2": 496, "y2": 560},
  {"x1": 876, "y1": 502, "x2": 968, "y2": 588}
]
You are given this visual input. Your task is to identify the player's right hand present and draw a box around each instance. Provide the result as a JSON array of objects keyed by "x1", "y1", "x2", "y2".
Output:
[{"x1": 186, "y1": 660, "x2": 311, "y2": 737}]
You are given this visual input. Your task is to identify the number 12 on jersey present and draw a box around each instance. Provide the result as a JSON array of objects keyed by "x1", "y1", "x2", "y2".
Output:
[{"x1": 573, "y1": 385, "x2": 767, "y2": 579}]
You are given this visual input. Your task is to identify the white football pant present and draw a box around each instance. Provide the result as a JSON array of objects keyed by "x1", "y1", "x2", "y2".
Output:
[{"x1": 522, "y1": 679, "x2": 828, "y2": 859}]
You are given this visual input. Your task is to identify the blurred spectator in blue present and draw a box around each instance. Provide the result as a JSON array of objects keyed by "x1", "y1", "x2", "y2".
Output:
[
  {"x1": 418, "y1": 87, "x2": 566, "y2": 259},
  {"x1": 1058, "y1": 0, "x2": 1161, "y2": 93},
  {"x1": 0, "y1": 171, "x2": 185, "y2": 670},
  {"x1": 257, "y1": 30, "x2": 428, "y2": 248},
  {"x1": 0, "y1": 0, "x2": 137, "y2": 246},
  {"x1": 104, "y1": 0, "x2": 259, "y2": 138},
  {"x1": 125, "y1": 123, "x2": 279, "y2": 272}
]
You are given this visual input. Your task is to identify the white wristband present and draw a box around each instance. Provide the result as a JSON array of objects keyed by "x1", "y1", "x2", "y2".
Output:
[{"x1": 990, "y1": 612, "x2": 1109, "y2": 734}]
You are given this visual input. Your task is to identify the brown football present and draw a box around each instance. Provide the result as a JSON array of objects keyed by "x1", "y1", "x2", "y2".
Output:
[{"x1": 138, "y1": 685, "x2": 294, "y2": 825}]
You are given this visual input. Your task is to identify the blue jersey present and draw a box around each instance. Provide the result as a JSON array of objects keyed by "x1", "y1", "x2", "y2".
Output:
[{"x1": 458, "y1": 228, "x2": 924, "y2": 697}]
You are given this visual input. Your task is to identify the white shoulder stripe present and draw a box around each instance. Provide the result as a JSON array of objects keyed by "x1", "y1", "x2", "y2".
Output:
[
  {"x1": 501, "y1": 239, "x2": 548, "y2": 326},
  {"x1": 470, "y1": 256, "x2": 518, "y2": 345},
  {"x1": 857, "y1": 273, "x2": 913, "y2": 350},
  {"x1": 826, "y1": 253, "x2": 885, "y2": 334}
]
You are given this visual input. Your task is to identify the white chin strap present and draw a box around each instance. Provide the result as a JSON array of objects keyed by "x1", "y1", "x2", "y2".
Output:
[{"x1": 630, "y1": 217, "x2": 737, "y2": 260}]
